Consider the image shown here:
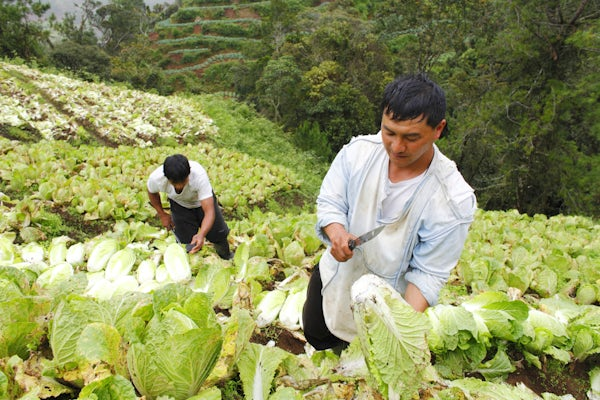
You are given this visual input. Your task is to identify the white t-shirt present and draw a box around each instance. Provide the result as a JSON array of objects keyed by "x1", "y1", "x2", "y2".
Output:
[
  {"x1": 381, "y1": 171, "x2": 427, "y2": 222},
  {"x1": 147, "y1": 160, "x2": 213, "y2": 209}
]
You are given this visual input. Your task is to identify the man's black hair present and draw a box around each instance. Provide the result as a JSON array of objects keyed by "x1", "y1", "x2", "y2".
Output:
[
  {"x1": 163, "y1": 154, "x2": 190, "y2": 183},
  {"x1": 381, "y1": 73, "x2": 448, "y2": 137}
]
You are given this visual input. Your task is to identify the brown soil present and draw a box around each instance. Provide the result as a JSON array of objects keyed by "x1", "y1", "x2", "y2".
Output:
[
  {"x1": 251, "y1": 326, "x2": 306, "y2": 355},
  {"x1": 506, "y1": 357, "x2": 594, "y2": 399},
  {"x1": 50, "y1": 205, "x2": 113, "y2": 242}
]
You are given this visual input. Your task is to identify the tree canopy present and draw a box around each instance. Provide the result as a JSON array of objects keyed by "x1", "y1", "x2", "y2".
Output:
[{"x1": 1, "y1": 0, "x2": 598, "y2": 218}]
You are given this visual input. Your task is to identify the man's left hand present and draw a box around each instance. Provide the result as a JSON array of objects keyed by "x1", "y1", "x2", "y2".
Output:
[{"x1": 189, "y1": 234, "x2": 205, "y2": 254}]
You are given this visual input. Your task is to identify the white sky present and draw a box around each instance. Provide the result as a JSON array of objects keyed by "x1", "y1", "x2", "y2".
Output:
[{"x1": 45, "y1": 0, "x2": 174, "y2": 18}]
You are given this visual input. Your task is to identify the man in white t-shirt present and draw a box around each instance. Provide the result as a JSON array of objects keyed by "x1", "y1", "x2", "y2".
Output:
[
  {"x1": 302, "y1": 74, "x2": 476, "y2": 351},
  {"x1": 147, "y1": 154, "x2": 231, "y2": 259}
]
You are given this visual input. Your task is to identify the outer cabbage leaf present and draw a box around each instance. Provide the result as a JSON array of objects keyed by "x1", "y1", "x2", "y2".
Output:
[
  {"x1": 471, "y1": 344, "x2": 515, "y2": 380},
  {"x1": 193, "y1": 259, "x2": 233, "y2": 307},
  {"x1": 49, "y1": 295, "x2": 114, "y2": 367},
  {"x1": 351, "y1": 274, "x2": 432, "y2": 399},
  {"x1": 127, "y1": 295, "x2": 222, "y2": 400},
  {"x1": 78, "y1": 374, "x2": 137, "y2": 400},
  {"x1": 589, "y1": 366, "x2": 600, "y2": 400},
  {"x1": 461, "y1": 291, "x2": 529, "y2": 343},
  {"x1": 447, "y1": 377, "x2": 541, "y2": 399},
  {"x1": 77, "y1": 322, "x2": 127, "y2": 377},
  {"x1": 569, "y1": 307, "x2": 600, "y2": 361},
  {"x1": 0, "y1": 235, "x2": 15, "y2": 264},
  {"x1": 426, "y1": 304, "x2": 478, "y2": 352},
  {"x1": 205, "y1": 307, "x2": 256, "y2": 385},
  {"x1": 520, "y1": 309, "x2": 570, "y2": 357},
  {"x1": 237, "y1": 342, "x2": 289, "y2": 400},
  {"x1": 186, "y1": 387, "x2": 222, "y2": 400},
  {"x1": 0, "y1": 293, "x2": 48, "y2": 358}
]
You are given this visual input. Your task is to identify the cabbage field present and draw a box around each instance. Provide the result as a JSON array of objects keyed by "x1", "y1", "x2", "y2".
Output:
[{"x1": 1, "y1": 61, "x2": 599, "y2": 400}]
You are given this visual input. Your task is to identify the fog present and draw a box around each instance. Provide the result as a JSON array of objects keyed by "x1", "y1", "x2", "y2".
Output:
[{"x1": 44, "y1": 0, "x2": 175, "y2": 18}]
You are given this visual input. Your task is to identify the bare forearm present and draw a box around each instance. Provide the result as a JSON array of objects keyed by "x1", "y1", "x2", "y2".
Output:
[
  {"x1": 199, "y1": 208, "x2": 215, "y2": 237},
  {"x1": 404, "y1": 282, "x2": 429, "y2": 312},
  {"x1": 148, "y1": 191, "x2": 166, "y2": 215}
]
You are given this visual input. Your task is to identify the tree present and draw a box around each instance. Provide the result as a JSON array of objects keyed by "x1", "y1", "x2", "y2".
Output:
[
  {"x1": 260, "y1": 5, "x2": 392, "y2": 155},
  {"x1": 93, "y1": 0, "x2": 151, "y2": 54},
  {"x1": 300, "y1": 61, "x2": 375, "y2": 156},
  {"x1": 51, "y1": 0, "x2": 100, "y2": 46},
  {"x1": 255, "y1": 56, "x2": 303, "y2": 123},
  {"x1": 0, "y1": 0, "x2": 50, "y2": 60},
  {"x1": 441, "y1": 0, "x2": 600, "y2": 216},
  {"x1": 110, "y1": 34, "x2": 171, "y2": 94},
  {"x1": 49, "y1": 41, "x2": 111, "y2": 79}
]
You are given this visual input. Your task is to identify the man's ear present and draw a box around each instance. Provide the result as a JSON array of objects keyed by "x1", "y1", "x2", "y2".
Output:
[{"x1": 435, "y1": 119, "x2": 447, "y2": 139}]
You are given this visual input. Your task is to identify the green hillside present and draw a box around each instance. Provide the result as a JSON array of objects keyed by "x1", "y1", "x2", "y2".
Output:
[
  {"x1": 1, "y1": 61, "x2": 599, "y2": 399},
  {"x1": 153, "y1": 0, "x2": 270, "y2": 80}
]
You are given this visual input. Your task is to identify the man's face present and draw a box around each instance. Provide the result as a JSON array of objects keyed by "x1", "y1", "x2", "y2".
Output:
[
  {"x1": 381, "y1": 112, "x2": 445, "y2": 174},
  {"x1": 169, "y1": 177, "x2": 189, "y2": 194}
]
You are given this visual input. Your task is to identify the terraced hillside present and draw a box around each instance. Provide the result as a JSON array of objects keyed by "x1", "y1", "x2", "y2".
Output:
[{"x1": 152, "y1": 0, "x2": 270, "y2": 80}]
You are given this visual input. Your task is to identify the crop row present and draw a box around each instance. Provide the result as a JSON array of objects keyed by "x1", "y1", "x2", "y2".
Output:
[
  {"x1": 151, "y1": 0, "x2": 269, "y2": 78},
  {"x1": 1, "y1": 208, "x2": 599, "y2": 398},
  {"x1": 0, "y1": 62, "x2": 217, "y2": 147},
  {"x1": 0, "y1": 137, "x2": 303, "y2": 236}
]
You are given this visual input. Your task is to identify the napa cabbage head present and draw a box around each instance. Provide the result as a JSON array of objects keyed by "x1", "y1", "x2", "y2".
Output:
[
  {"x1": 351, "y1": 274, "x2": 432, "y2": 400},
  {"x1": 127, "y1": 291, "x2": 222, "y2": 400},
  {"x1": 87, "y1": 239, "x2": 119, "y2": 272}
]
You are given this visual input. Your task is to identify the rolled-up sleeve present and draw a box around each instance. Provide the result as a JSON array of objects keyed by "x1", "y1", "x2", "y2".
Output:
[
  {"x1": 405, "y1": 221, "x2": 471, "y2": 306},
  {"x1": 404, "y1": 189, "x2": 476, "y2": 306}
]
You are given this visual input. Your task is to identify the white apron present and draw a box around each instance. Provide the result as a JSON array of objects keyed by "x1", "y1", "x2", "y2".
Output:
[{"x1": 319, "y1": 146, "x2": 444, "y2": 342}]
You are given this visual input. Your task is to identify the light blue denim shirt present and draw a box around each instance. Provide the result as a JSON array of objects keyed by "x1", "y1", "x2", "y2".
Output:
[{"x1": 316, "y1": 133, "x2": 476, "y2": 341}]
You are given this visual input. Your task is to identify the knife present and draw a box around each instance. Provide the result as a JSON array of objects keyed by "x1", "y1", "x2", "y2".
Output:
[{"x1": 348, "y1": 225, "x2": 385, "y2": 250}]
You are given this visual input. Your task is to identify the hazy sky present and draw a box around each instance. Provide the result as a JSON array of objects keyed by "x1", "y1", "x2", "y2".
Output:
[{"x1": 45, "y1": 0, "x2": 174, "y2": 18}]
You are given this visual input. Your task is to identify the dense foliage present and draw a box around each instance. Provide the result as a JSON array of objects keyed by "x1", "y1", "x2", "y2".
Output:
[{"x1": 1, "y1": 0, "x2": 598, "y2": 217}]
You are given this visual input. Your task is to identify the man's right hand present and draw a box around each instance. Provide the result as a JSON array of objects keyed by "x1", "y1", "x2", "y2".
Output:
[
  {"x1": 323, "y1": 223, "x2": 356, "y2": 262},
  {"x1": 159, "y1": 212, "x2": 174, "y2": 231},
  {"x1": 148, "y1": 191, "x2": 174, "y2": 230}
]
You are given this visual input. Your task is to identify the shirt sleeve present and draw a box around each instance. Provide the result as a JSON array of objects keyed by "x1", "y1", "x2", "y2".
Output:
[
  {"x1": 147, "y1": 167, "x2": 165, "y2": 193},
  {"x1": 190, "y1": 163, "x2": 213, "y2": 201},
  {"x1": 404, "y1": 194, "x2": 476, "y2": 306},
  {"x1": 315, "y1": 148, "x2": 351, "y2": 244}
]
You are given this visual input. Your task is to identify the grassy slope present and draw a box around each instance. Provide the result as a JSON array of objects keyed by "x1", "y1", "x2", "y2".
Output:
[{"x1": 194, "y1": 93, "x2": 328, "y2": 211}]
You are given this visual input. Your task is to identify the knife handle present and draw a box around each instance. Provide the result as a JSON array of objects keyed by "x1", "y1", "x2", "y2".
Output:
[{"x1": 348, "y1": 239, "x2": 356, "y2": 250}]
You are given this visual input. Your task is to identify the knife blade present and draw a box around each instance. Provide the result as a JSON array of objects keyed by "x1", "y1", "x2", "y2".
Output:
[{"x1": 348, "y1": 225, "x2": 385, "y2": 250}]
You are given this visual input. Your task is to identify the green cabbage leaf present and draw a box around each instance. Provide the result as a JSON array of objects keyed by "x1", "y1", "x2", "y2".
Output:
[
  {"x1": 351, "y1": 274, "x2": 432, "y2": 399},
  {"x1": 126, "y1": 292, "x2": 222, "y2": 400}
]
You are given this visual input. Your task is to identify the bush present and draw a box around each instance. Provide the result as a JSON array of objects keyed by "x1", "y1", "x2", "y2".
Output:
[{"x1": 49, "y1": 41, "x2": 111, "y2": 79}]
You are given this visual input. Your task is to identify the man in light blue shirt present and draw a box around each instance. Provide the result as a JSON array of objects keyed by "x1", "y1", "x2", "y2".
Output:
[{"x1": 302, "y1": 74, "x2": 476, "y2": 350}]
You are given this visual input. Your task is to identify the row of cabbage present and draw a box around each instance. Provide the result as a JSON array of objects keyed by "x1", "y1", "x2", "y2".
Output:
[
  {"x1": 1, "y1": 210, "x2": 599, "y2": 399},
  {"x1": 0, "y1": 137, "x2": 303, "y2": 232},
  {"x1": 457, "y1": 209, "x2": 600, "y2": 305},
  {"x1": 0, "y1": 62, "x2": 217, "y2": 146}
]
